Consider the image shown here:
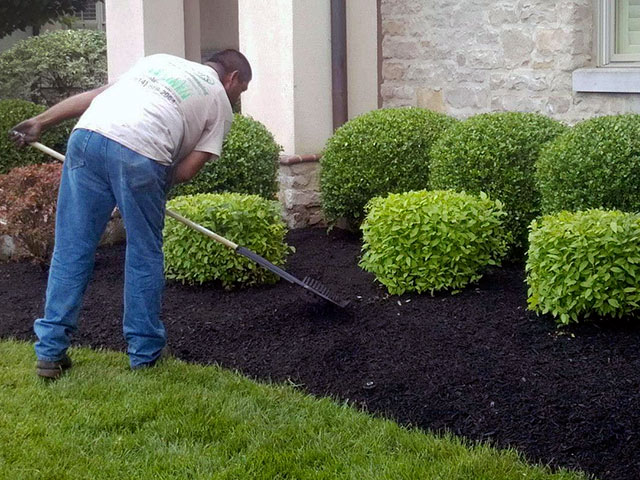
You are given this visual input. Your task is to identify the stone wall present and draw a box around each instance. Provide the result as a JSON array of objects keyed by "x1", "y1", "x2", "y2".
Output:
[
  {"x1": 380, "y1": 0, "x2": 640, "y2": 123},
  {"x1": 278, "y1": 155, "x2": 325, "y2": 229}
]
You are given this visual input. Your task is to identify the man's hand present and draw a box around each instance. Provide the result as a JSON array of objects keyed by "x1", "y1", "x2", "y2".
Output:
[{"x1": 9, "y1": 118, "x2": 42, "y2": 147}]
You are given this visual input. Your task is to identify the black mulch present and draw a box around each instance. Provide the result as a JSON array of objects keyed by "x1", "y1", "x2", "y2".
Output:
[{"x1": 1, "y1": 227, "x2": 639, "y2": 480}]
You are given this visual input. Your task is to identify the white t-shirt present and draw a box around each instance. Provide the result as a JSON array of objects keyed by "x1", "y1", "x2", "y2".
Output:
[{"x1": 75, "y1": 54, "x2": 233, "y2": 166}]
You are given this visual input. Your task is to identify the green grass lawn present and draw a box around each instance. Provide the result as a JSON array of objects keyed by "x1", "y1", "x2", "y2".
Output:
[{"x1": 0, "y1": 340, "x2": 590, "y2": 480}]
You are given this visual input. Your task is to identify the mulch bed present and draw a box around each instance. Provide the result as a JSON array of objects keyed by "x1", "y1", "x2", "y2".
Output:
[{"x1": 1, "y1": 227, "x2": 639, "y2": 480}]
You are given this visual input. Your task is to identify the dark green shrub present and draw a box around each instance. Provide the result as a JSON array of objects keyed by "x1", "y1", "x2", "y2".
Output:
[
  {"x1": 360, "y1": 190, "x2": 509, "y2": 295},
  {"x1": 526, "y1": 209, "x2": 640, "y2": 325},
  {"x1": 163, "y1": 193, "x2": 292, "y2": 287},
  {"x1": 0, "y1": 29, "x2": 107, "y2": 106},
  {"x1": 320, "y1": 108, "x2": 458, "y2": 226},
  {"x1": 536, "y1": 114, "x2": 640, "y2": 214},
  {"x1": 0, "y1": 163, "x2": 62, "y2": 263},
  {"x1": 171, "y1": 114, "x2": 281, "y2": 200},
  {"x1": 0, "y1": 99, "x2": 72, "y2": 174},
  {"x1": 429, "y1": 112, "x2": 567, "y2": 255}
]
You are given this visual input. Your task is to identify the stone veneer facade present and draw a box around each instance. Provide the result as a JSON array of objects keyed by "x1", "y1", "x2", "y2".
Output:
[{"x1": 380, "y1": 0, "x2": 640, "y2": 123}]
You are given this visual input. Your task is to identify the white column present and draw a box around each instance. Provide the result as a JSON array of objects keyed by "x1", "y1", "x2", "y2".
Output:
[
  {"x1": 183, "y1": 0, "x2": 202, "y2": 62},
  {"x1": 347, "y1": 0, "x2": 379, "y2": 118},
  {"x1": 106, "y1": 0, "x2": 186, "y2": 81},
  {"x1": 238, "y1": 0, "x2": 333, "y2": 155}
]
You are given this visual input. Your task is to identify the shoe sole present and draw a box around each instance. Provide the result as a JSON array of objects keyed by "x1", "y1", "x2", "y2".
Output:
[{"x1": 36, "y1": 367, "x2": 67, "y2": 379}]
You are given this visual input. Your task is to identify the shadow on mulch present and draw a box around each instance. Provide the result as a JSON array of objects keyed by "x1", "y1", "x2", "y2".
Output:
[{"x1": 1, "y1": 227, "x2": 639, "y2": 480}]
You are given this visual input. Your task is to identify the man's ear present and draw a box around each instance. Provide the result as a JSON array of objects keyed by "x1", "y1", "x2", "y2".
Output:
[{"x1": 228, "y1": 70, "x2": 240, "y2": 84}]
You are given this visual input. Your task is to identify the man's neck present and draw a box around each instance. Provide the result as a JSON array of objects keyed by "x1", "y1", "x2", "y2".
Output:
[{"x1": 204, "y1": 62, "x2": 225, "y2": 80}]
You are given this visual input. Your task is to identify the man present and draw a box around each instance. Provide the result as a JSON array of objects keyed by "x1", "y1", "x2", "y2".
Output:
[{"x1": 10, "y1": 49, "x2": 251, "y2": 378}]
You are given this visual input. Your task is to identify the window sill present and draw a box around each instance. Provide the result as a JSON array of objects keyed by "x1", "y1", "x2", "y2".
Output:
[{"x1": 573, "y1": 68, "x2": 640, "y2": 93}]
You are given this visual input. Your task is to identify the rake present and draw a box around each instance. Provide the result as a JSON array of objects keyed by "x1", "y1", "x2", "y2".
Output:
[{"x1": 15, "y1": 133, "x2": 349, "y2": 308}]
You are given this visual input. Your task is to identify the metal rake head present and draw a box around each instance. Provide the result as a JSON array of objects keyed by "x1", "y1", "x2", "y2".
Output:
[{"x1": 302, "y1": 277, "x2": 350, "y2": 308}]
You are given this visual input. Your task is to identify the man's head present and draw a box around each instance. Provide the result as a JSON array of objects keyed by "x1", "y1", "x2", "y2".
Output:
[{"x1": 206, "y1": 49, "x2": 252, "y2": 106}]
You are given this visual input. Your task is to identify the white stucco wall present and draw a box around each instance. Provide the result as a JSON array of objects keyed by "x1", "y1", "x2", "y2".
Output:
[
  {"x1": 200, "y1": 0, "x2": 239, "y2": 54},
  {"x1": 238, "y1": 0, "x2": 295, "y2": 153},
  {"x1": 347, "y1": 0, "x2": 379, "y2": 118},
  {"x1": 106, "y1": 0, "x2": 185, "y2": 81},
  {"x1": 239, "y1": 0, "x2": 332, "y2": 155},
  {"x1": 291, "y1": 1, "x2": 333, "y2": 154}
]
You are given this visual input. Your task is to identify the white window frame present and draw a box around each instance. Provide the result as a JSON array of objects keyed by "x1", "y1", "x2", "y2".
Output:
[
  {"x1": 598, "y1": 0, "x2": 640, "y2": 66},
  {"x1": 74, "y1": 0, "x2": 106, "y2": 32}
]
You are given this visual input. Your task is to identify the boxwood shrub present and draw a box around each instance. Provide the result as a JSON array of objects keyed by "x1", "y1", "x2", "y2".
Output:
[
  {"x1": 526, "y1": 209, "x2": 640, "y2": 325},
  {"x1": 429, "y1": 112, "x2": 567, "y2": 255},
  {"x1": 163, "y1": 193, "x2": 292, "y2": 288},
  {"x1": 0, "y1": 29, "x2": 107, "y2": 106},
  {"x1": 0, "y1": 99, "x2": 72, "y2": 174},
  {"x1": 536, "y1": 114, "x2": 640, "y2": 214},
  {"x1": 171, "y1": 114, "x2": 281, "y2": 200},
  {"x1": 320, "y1": 108, "x2": 458, "y2": 227},
  {"x1": 360, "y1": 190, "x2": 509, "y2": 295}
]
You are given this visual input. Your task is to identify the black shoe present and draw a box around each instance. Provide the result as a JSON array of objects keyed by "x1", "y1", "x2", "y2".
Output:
[
  {"x1": 36, "y1": 354, "x2": 72, "y2": 380},
  {"x1": 131, "y1": 347, "x2": 170, "y2": 370}
]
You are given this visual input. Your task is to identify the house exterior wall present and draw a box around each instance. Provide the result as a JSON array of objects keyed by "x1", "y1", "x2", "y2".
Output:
[
  {"x1": 380, "y1": 0, "x2": 640, "y2": 123},
  {"x1": 200, "y1": 0, "x2": 239, "y2": 55}
]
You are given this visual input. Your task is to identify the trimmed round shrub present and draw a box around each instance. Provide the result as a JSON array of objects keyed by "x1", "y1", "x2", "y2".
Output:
[
  {"x1": 320, "y1": 108, "x2": 458, "y2": 226},
  {"x1": 536, "y1": 114, "x2": 640, "y2": 215},
  {"x1": 0, "y1": 99, "x2": 72, "y2": 174},
  {"x1": 360, "y1": 190, "x2": 509, "y2": 295},
  {"x1": 0, "y1": 29, "x2": 107, "y2": 106},
  {"x1": 430, "y1": 112, "x2": 567, "y2": 255},
  {"x1": 171, "y1": 114, "x2": 281, "y2": 200},
  {"x1": 163, "y1": 193, "x2": 292, "y2": 287},
  {"x1": 526, "y1": 209, "x2": 640, "y2": 325}
]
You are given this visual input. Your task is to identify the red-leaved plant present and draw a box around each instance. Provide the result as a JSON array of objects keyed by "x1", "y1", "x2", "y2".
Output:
[{"x1": 0, "y1": 163, "x2": 61, "y2": 263}]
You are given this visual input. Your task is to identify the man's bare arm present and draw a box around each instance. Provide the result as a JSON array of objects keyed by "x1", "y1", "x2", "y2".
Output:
[
  {"x1": 9, "y1": 84, "x2": 110, "y2": 146},
  {"x1": 172, "y1": 151, "x2": 216, "y2": 184}
]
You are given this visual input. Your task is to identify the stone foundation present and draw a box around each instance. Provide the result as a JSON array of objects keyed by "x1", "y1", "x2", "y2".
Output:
[{"x1": 278, "y1": 154, "x2": 325, "y2": 229}]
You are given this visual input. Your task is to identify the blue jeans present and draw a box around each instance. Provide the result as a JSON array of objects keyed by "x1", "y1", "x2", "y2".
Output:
[{"x1": 34, "y1": 129, "x2": 170, "y2": 368}]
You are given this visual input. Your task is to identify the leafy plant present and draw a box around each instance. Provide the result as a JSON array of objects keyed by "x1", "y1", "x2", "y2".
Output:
[
  {"x1": 0, "y1": 29, "x2": 107, "y2": 106},
  {"x1": 0, "y1": 163, "x2": 62, "y2": 263},
  {"x1": 171, "y1": 114, "x2": 281, "y2": 200},
  {"x1": 163, "y1": 193, "x2": 293, "y2": 287},
  {"x1": 526, "y1": 209, "x2": 640, "y2": 325},
  {"x1": 429, "y1": 112, "x2": 567, "y2": 256},
  {"x1": 320, "y1": 108, "x2": 457, "y2": 227},
  {"x1": 0, "y1": 99, "x2": 72, "y2": 174},
  {"x1": 360, "y1": 190, "x2": 509, "y2": 295},
  {"x1": 536, "y1": 114, "x2": 640, "y2": 215}
]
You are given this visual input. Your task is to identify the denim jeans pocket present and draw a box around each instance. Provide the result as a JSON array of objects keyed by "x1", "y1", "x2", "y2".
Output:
[
  {"x1": 66, "y1": 129, "x2": 91, "y2": 170},
  {"x1": 124, "y1": 153, "x2": 168, "y2": 193}
]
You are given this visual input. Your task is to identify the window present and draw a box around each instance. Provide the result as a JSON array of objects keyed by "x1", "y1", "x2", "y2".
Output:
[
  {"x1": 73, "y1": 0, "x2": 106, "y2": 31},
  {"x1": 599, "y1": 0, "x2": 640, "y2": 66},
  {"x1": 573, "y1": 0, "x2": 640, "y2": 92}
]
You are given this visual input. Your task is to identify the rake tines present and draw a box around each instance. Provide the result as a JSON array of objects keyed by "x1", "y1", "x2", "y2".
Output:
[{"x1": 302, "y1": 277, "x2": 349, "y2": 308}]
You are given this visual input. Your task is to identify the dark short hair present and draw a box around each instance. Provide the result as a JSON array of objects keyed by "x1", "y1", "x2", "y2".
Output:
[{"x1": 207, "y1": 49, "x2": 252, "y2": 83}]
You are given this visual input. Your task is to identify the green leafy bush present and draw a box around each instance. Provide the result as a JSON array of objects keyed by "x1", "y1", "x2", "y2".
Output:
[
  {"x1": 429, "y1": 112, "x2": 567, "y2": 255},
  {"x1": 0, "y1": 29, "x2": 107, "y2": 106},
  {"x1": 171, "y1": 114, "x2": 281, "y2": 200},
  {"x1": 0, "y1": 99, "x2": 72, "y2": 174},
  {"x1": 536, "y1": 114, "x2": 640, "y2": 215},
  {"x1": 526, "y1": 209, "x2": 640, "y2": 325},
  {"x1": 163, "y1": 193, "x2": 292, "y2": 287},
  {"x1": 320, "y1": 108, "x2": 458, "y2": 226},
  {"x1": 360, "y1": 190, "x2": 509, "y2": 295},
  {"x1": 0, "y1": 163, "x2": 62, "y2": 263}
]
